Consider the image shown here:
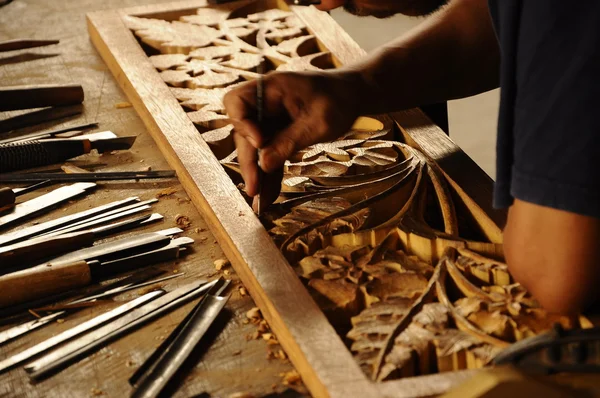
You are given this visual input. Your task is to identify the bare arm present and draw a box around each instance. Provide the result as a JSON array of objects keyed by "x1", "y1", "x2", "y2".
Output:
[
  {"x1": 224, "y1": 0, "x2": 499, "y2": 201},
  {"x1": 346, "y1": 0, "x2": 500, "y2": 114}
]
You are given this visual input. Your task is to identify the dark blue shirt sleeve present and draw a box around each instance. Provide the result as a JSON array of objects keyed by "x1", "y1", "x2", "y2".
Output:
[{"x1": 492, "y1": 1, "x2": 600, "y2": 218}]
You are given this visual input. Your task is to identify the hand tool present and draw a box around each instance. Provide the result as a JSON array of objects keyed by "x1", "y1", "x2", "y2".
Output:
[
  {"x1": 493, "y1": 323, "x2": 600, "y2": 374},
  {"x1": 0, "y1": 122, "x2": 98, "y2": 144},
  {"x1": 130, "y1": 279, "x2": 231, "y2": 398},
  {"x1": 0, "y1": 267, "x2": 164, "y2": 319},
  {"x1": 0, "y1": 180, "x2": 51, "y2": 211},
  {"x1": 0, "y1": 104, "x2": 83, "y2": 134},
  {"x1": 0, "y1": 290, "x2": 165, "y2": 375},
  {"x1": 0, "y1": 213, "x2": 162, "y2": 268},
  {"x1": 255, "y1": 63, "x2": 265, "y2": 216},
  {"x1": 0, "y1": 136, "x2": 136, "y2": 172},
  {"x1": 0, "y1": 170, "x2": 176, "y2": 183},
  {"x1": 0, "y1": 182, "x2": 96, "y2": 230},
  {"x1": 0, "y1": 196, "x2": 140, "y2": 246},
  {"x1": 0, "y1": 230, "x2": 187, "y2": 308},
  {"x1": 25, "y1": 279, "x2": 217, "y2": 380},
  {"x1": 0, "y1": 39, "x2": 59, "y2": 52},
  {"x1": 0, "y1": 312, "x2": 66, "y2": 346},
  {"x1": 36, "y1": 199, "x2": 158, "y2": 237},
  {"x1": 0, "y1": 272, "x2": 184, "y2": 344},
  {"x1": 0, "y1": 84, "x2": 84, "y2": 112}
]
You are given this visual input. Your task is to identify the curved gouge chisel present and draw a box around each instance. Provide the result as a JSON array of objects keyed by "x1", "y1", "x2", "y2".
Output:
[{"x1": 0, "y1": 290, "x2": 165, "y2": 375}]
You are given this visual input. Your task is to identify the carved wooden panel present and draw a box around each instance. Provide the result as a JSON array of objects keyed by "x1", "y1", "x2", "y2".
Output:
[{"x1": 88, "y1": 1, "x2": 596, "y2": 396}]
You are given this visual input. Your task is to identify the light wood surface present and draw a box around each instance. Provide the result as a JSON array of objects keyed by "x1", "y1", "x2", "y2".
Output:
[
  {"x1": 86, "y1": 1, "x2": 507, "y2": 397},
  {"x1": 0, "y1": 1, "x2": 300, "y2": 397}
]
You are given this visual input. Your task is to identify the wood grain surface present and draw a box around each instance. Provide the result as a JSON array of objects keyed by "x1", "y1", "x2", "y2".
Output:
[{"x1": 0, "y1": 1, "x2": 300, "y2": 397}]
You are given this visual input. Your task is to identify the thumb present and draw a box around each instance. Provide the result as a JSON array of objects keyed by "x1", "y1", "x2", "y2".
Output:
[{"x1": 259, "y1": 118, "x2": 313, "y2": 173}]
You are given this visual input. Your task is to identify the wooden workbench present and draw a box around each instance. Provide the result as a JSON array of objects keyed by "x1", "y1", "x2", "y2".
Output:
[{"x1": 0, "y1": 1, "x2": 303, "y2": 397}]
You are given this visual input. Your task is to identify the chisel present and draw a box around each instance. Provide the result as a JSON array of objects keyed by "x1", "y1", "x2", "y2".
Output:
[
  {"x1": 0, "y1": 180, "x2": 51, "y2": 212},
  {"x1": 25, "y1": 280, "x2": 218, "y2": 380},
  {"x1": 0, "y1": 290, "x2": 165, "y2": 375},
  {"x1": 0, "y1": 196, "x2": 140, "y2": 247},
  {"x1": 130, "y1": 280, "x2": 230, "y2": 398},
  {"x1": 0, "y1": 170, "x2": 176, "y2": 183},
  {"x1": 0, "y1": 213, "x2": 162, "y2": 268},
  {"x1": 0, "y1": 182, "x2": 96, "y2": 230},
  {"x1": 0, "y1": 121, "x2": 98, "y2": 144},
  {"x1": 0, "y1": 136, "x2": 136, "y2": 172},
  {"x1": 0, "y1": 231, "x2": 189, "y2": 308},
  {"x1": 0, "y1": 39, "x2": 59, "y2": 52},
  {"x1": 0, "y1": 84, "x2": 84, "y2": 112}
]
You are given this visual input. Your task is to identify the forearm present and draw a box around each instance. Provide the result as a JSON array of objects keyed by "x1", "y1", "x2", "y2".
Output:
[{"x1": 336, "y1": 0, "x2": 500, "y2": 115}]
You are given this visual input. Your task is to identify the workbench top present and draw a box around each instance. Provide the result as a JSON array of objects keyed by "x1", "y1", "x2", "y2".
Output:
[{"x1": 0, "y1": 1, "x2": 303, "y2": 396}]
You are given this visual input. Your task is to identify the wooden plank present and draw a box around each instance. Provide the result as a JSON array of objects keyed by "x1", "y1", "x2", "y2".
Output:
[{"x1": 86, "y1": 1, "x2": 504, "y2": 396}]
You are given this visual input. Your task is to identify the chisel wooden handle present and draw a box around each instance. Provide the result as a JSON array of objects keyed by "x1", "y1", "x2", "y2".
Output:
[
  {"x1": 0, "y1": 187, "x2": 15, "y2": 212},
  {"x1": 0, "y1": 260, "x2": 92, "y2": 308},
  {"x1": 0, "y1": 231, "x2": 95, "y2": 268},
  {"x1": 0, "y1": 139, "x2": 91, "y2": 172},
  {"x1": 0, "y1": 84, "x2": 84, "y2": 112}
]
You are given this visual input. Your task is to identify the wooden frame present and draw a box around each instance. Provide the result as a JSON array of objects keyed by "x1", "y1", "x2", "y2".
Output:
[{"x1": 87, "y1": 2, "x2": 505, "y2": 396}]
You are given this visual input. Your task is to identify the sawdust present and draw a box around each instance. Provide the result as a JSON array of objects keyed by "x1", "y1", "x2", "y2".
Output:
[
  {"x1": 214, "y1": 258, "x2": 230, "y2": 270},
  {"x1": 281, "y1": 370, "x2": 301, "y2": 386},
  {"x1": 156, "y1": 186, "x2": 178, "y2": 198}
]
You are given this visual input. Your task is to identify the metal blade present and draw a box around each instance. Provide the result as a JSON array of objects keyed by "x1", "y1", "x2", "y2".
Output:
[
  {"x1": 0, "y1": 182, "x2": 96, "y2": 230},
  {"x1": 0, "y1": 290, "x2": 164, "y2": 374},
  {"x1": 91, "y1": 136, "x2": 136, "y2": 153},
  {"x1": 0, "y1": 312, "x2": 66, "y2": 346},
  {"x1": 0, "y1": 196, "x2": 140, "y2": 246},
  {"x1": 130, "y1": 285, "x2": 230, "y2": 397},
  {"x1": 25, "y1": 280, "x2": 217, "y2": 380},
  {"x1": 0, "y1": 170, "x2": 176, "y2": 183},
  {"x1": 37, "y1": 198, "x2": 157, "y2": 238}
]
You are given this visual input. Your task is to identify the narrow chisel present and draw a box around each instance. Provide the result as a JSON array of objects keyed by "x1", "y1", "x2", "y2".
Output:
[
  {"x1": 0, "y1": 196, "x2": 140, "y2": 247},
  {"x1": 0, "y1": 182, "x2": 96, "y2": 230},
  {"x1": 0, "y1": 312, "x2": 66, "y2": 346},
  {"x1": 0, "y1": 170, "x2": 176, "y2": 183},
  {"x1": 25, "y1": 280, "x2": 218, "y2": 380},
  {"x1": 130, "y1": 280, "x2": 230, "y2": 398},
  {"x1": 0, "y1": 290, "x2": 165, "y2": 375},
  {"x1": 0, "y1": 39, "x2": 59, "y2": 52}
]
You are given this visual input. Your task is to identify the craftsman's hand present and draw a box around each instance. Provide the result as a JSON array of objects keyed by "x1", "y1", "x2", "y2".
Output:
[{"x1": 223, "y1": 71, "x2": 361, "y2": 199}]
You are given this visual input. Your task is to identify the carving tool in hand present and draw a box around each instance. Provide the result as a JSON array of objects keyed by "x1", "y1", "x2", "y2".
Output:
[
  {"x1": 255, "y1": 29, "x2": 265, "y2": 216},
  {"x1": 130, "y1": 279, "x2": 231, "y2": 398},
  {"x1": 26, "y1": 279, "x2": 217, "y2": 381},
  {"x1": 0, "y1": 136, "x2": 136, "y2": 172},
  {"x1": 0, "y1": 290, "x2": 165, "y2": 375},
  {"x1": 0, "y1": 84, "x2": 83, "y2": 112},
  {"x1": 0, "y1": 182, "x2": 96, "y2": 230},
  {"x1": 0, "y1": 170, "x2": 176, "y2": 183},
  {"x1": 0, "y1": 180, "x2": 51, "y2": 212},
  {"x1": 0, "y1": 213, "x2": 162, "y2": 268},
  {"x1": 0, "y1": 196, "x2": 140, "y2": 247},
  {"x1": 0, "y1": 230, "x2": 189, "y2": 308},
  {"x1": 0, "y1": 39, "x2": 59, "y2": 52}
]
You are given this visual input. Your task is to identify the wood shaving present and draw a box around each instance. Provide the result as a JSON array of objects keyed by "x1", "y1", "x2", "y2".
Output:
[
  {"x1": 115, "y1": 101, "x2": 132, "y2": 108},
  {"x1": 232, "y1": 350, "x2": 242, "y2": 356},
  {"x1": 246, "y1": 307, "x2": 261, "y2": 321},
  {"x1": 91, "y1": 387, "x2": 104, "y2": 396},
  {"x1": 28, "y1": 309, "x2": 41, "y2": 318},
  {"x1": 261, "y1": 333, "x2": 273, "y2": 341},
  {"x1": 175, "y1": 214, "x2": 191, "y2": 229},
  {"x1": 275, "y1": 349, "x2": 287, "y2": 360},
  {"x1": 282, "y1": 370, "x2": 301, "y2": 386},
  {"x1": 214, "y1": 258, "x2": 230, "y2": 270},
  {"x1": 238, "y1": 286, "x2": 248, "y2": 297},
  {"x1": 228, "y1": 393, "x2": 255, "y2": 398},
  {"x1": 224, "y1": 269, "x2": 231, "y2": 276},
  {"x1": 56, "y1": 319, "x2": 65, "y2": 324},
  {"x1": 155, "y1": 187, "x2": 178, "y2": 198}
]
